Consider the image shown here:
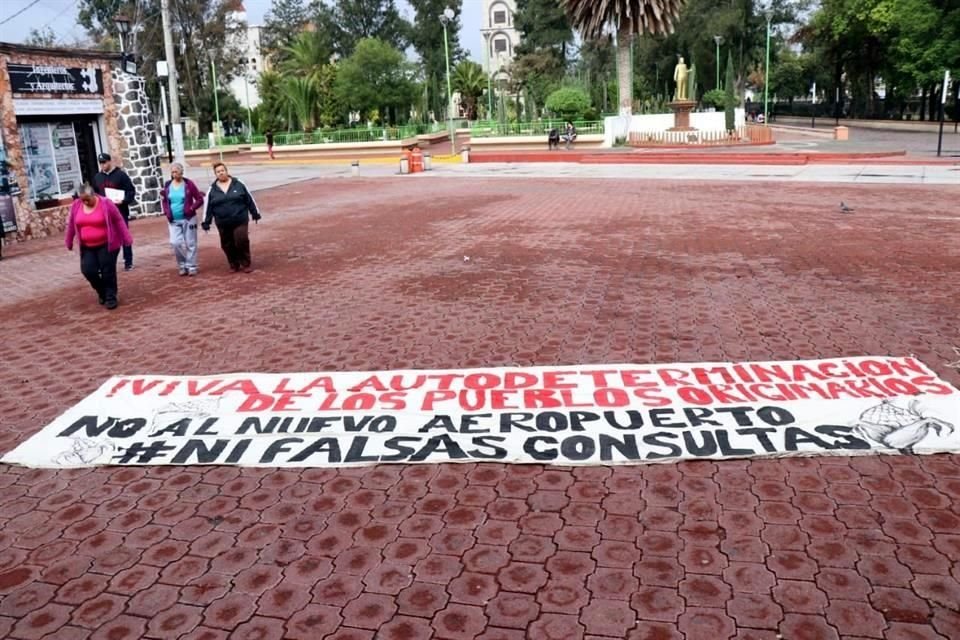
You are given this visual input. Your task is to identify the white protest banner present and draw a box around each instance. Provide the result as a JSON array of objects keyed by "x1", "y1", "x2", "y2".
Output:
[{"x1": 2, "y1": 356, "x2": 958, "y2": 468}]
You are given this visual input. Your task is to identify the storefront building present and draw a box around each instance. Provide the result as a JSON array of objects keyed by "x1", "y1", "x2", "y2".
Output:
[{"x1": 0, "y1": 43, "x2": 162, "y2": 240}]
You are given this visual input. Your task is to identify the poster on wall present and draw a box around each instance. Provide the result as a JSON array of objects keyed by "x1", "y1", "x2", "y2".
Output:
[
  {"x1": 52, "y1": 123, "x2": 82, "y2": 194},
  {"x1": 0, "y1": 132, "x2": 21, "y2": 196},
  {"x1": 0, "y1": 195, "x2": 17, "y2": 233},
  {"x1": 19, "y1": 124, "x2": 56, "y2": 200}
]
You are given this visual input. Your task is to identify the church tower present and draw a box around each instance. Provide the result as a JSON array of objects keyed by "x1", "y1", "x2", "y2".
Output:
[{"x1": 480, "y1": 0, "x2": 521, "y2": 77}]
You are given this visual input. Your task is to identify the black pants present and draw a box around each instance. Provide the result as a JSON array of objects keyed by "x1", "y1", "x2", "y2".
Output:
[
  {"x1": 119, "y1": 210, "x2": 133, "y2": 268},
  {"x1": 217, "y1": 222, "x2": 251, "y2": 270},
  {"x1": 80, "y1": 245, "x2": 119, "y2": 303}
]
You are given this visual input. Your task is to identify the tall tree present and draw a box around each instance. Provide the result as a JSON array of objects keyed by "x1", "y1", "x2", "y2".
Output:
[
  {"x1": 25, "y1": 27, "x2": 58, "y2": 47},
  {"x1": 328, "y1": 0, "x2": 410, "y2": 56},
  {"x1": 262, "y1": 0, "x2": 311, "y2": 64},
  {"x1": 408, "y1": 0, "x2": 464, "y2": 94},
  {"x1": 514, "y1": 0, "x2": 573, "y2": 61},
  {"x1": 76, "y1": 0, "x2": 244, "y2": 131},
  {"x1": 280, "y1": 30, "x2": 335, "y2": 83},
  {"x1": 334, "y1": 38, "x2": 417, "y2": 124},
  {"x1": 452, "y1": 60, "x2": 486, "y2": 119},
  {"x1": 563, "y1": 0, "x2": 688, "y2": 115}
]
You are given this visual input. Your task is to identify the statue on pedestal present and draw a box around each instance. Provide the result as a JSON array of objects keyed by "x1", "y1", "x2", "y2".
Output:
[{"x1": 673, "y1": 57, "x2": 690, "y2": 101}]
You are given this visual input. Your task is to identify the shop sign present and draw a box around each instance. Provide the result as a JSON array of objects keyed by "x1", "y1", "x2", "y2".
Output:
[{"x1": 8, "y1": 64, "x2": 103, "y2": 95}]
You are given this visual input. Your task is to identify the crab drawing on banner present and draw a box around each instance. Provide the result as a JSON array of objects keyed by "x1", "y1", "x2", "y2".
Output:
[
  {"x1": 149, "y1": 397, "x2": 222, "y2": 435},
  {"x1": 853, "y1": 399, "x2": 955, "y2": 454}
]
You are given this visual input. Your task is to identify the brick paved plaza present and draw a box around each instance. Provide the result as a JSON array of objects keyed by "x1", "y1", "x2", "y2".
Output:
[{"x1": 1, "y1": 175, "x2": 959, "y2": 639}]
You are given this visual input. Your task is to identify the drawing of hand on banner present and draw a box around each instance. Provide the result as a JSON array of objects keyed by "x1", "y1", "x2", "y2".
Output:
[{"x1": 52, "y1": 438, "x2": 114, "y2": 466}]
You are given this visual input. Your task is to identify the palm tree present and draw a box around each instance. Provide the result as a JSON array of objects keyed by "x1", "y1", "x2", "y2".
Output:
[
  {"x1": 283, "y1": 77, "x2": 319, "y2": 131},
  {"x1": 452, "y1": 61, "x2": 487, "y2": 120},
  {"x1": 563, "y1": 0, "x2": 686, "y2": 115},
  {"x1": 281, "y1": 31, "x2": 332, "y2": 87}
]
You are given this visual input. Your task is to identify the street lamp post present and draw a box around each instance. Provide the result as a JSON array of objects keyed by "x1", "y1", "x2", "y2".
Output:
[
  {"x1": 239, "y1": 57, "x2": 254, "y2": 140},
  {"x1": 763, "y1": 9, "x2": 772, "y2": 125},
  {"x1": 483, "y1": 33, "x2": 492, "y2": 121},
  {"x1": 114, "y1": 14, "x2": 131, "y2": 55},
  {"x1": 210, "y1": 57, "x2": 223, "y2": 160},
  {"x1": 713, "y1": 35, "x2": 723, "y2": 90},
  {"x1": 439, "y1": 7, "x2": 456, "y2": 156}
]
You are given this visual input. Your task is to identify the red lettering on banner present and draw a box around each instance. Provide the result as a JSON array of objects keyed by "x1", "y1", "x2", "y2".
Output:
[
  {"x1": 694, "y1": 367, "x2": 737, "y2": 385},
  {"x1": 389, "y1": 375, "x2": 427, "y2": 391},
  {"x1": 504, "y1": 372, "x2": 539, "y2": 389},
  {"x1": 580, "y1": 370, "x2": 618, "y2": 386},
  {"x1": 273, "y1": 376, "x2": 336, "y2": 394},
  {"x1": 791, "y1": 365, "x2": 830, "y2": 382},
  {"x1": 631, "y1": 385, "x2": 671, "y2": 407},
  {"x1": 213, "y1": 379, "x2": 260, "y2": 395},
  {"x1": 106, "y1": 379, "x2": 129, "y2": 397},
  {"x1": 131, "y1": 379, "x2": 164, "y2": 395},
  {"x1": 542, "y1": 372, "x2": 577, "y2": 388},
  {"x1": 620, "y1": 370, "x2": 654, "y2": 386},
  {"x1": 188, "y1": 380, "x2": 222, "y2": 395},
  {"x1": 349, "y1": 376, "x2": 388, "y2": 392},
  {"x1": 423, "y1": 390, "x2": 456, "y2": 410},
  {"x1": 659, "y1": 369, "x2": 692, "y2": 386},
  {"x1": 912, "y1": 375, "x2": 954, "y2": 395},
  {"x1": 380, "y1": 392, "x2": 408, "y2": 410},
  {"x1": 427, "y1": 374, "x2": 463, "y2": 389},
  {"x1": 892, "y1": 358, "x2": 926, "y2": 377}
]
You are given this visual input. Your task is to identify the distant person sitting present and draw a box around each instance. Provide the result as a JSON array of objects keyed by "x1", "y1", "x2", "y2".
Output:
[
  {"x1": 548, "y1": 128, "x2": 560, "y2": 150},
  {"x1": 562, "y1": 121, "x2": 577, "y2": 149}
]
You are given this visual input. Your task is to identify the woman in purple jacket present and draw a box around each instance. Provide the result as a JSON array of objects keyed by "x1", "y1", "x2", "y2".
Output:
[
  {"x1": 65, "y1": 183, "x2": 134, "y2": 309},
  {"x1": 160, "y1": 163, "x2": 206, "y2": 276}
]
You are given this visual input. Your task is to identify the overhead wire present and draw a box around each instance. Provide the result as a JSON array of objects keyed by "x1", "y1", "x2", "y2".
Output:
[{"x1": 0, "y1": 0, "x2": 45, "y2": 26}]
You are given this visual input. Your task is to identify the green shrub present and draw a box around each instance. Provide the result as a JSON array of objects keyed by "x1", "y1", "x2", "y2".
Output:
[
  {"x1": 702, "y1": 89, "x2": 727, "y2": 110},
  {"x1": 545, "y1": 87, "x2": 592, "y2": 120}
]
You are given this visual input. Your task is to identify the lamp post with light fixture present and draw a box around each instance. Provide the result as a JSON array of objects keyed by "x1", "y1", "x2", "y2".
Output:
[
  {"x1": 763, "y1": 8, "x2": 772, "y2": 125},
  {"x1": 239, "y1": 57, "x2": 255, "y2": 140},
  {"x1": 439, "y1": 6, "x2": 456, "y2": 156},
  {"x1": 713, "y1": 35, "x2": 723, "y2": 90}
]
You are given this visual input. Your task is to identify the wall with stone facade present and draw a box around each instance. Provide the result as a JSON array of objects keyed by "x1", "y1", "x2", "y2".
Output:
[
  {"x1": 0, "y1": 44, "x2": 163, "y2": 241},
  {"x1": 112, "y1": 69, "x2": 161, "y2": 217}
]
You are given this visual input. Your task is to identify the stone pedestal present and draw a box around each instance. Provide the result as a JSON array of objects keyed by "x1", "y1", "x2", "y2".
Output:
[{"x1": 667, "y1": 100, "x2": 698, "y2": 132}]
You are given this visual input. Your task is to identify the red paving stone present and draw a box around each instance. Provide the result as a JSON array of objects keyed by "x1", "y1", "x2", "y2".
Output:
[{"x1": 2, "y1": 176, "x2": 960, "y2": 638}]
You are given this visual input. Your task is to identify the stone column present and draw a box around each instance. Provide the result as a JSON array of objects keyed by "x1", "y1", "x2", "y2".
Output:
[{"x1": 111, "y1": 68, "x2": 162, "y2": 217}]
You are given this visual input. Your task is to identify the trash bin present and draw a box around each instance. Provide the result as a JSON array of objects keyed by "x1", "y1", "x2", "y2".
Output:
[
  {"x1": 461, "y1": 147, "x2": 470, "y2": 163},
  {"x1": 399, "y1": 157, "x2": 409, "y2": 174},
  {"x1": 834, "y1": 126, "x2": 849, "y2": 141},
  {"x1": 423, "y1": 152, "x2": 432, "y2": 171},
  {"x1": 351, "y1": 160, "x2": 359, "y2": 176}
]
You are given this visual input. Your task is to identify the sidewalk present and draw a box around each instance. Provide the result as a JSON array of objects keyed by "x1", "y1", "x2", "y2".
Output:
[{"x1": 1, "y1": 175, "x2": 959, "y2": 639}]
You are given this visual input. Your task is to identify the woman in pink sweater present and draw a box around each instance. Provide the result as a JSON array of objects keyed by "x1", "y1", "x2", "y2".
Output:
[{"x1": 64, "y1": 183, "x2": 134, "y2": 309}]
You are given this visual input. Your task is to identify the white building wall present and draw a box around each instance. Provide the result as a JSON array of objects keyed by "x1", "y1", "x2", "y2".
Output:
[
  {"x1": 227, "y1": 24, "x2": 264, "y2": 110},
  {"x1": 481, "y1": 0, "x2": 520, "y2": 78}
]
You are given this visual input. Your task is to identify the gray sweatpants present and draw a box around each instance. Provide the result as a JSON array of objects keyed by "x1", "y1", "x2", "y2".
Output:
[{"x1": 169, "y1": 219, "x2": 199, "y2": 273}]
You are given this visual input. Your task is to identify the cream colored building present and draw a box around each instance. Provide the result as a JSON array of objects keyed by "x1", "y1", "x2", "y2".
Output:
[
  {"x1": 226, "y1": 3, "x2": 266, "y2": 110},
  {"x1": 481, "y1": 0, "x2": 520, "y2": 79}
]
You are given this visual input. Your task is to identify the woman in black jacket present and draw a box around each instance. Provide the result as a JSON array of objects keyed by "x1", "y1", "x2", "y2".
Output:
[{"x1": 201, "y1": 162, "x2": 261, "y2": 272}]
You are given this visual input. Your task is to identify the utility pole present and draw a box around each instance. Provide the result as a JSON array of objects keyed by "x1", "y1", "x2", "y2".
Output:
[
  {"x1": 211, "y1": 58, "x2": 223, "y2": 161},
  {"x1": 937, "y1": 69, "x2": 951, "y2": 157},
  {"x1": 160, "y1": 0, "x2": 184, "y2": 164}
]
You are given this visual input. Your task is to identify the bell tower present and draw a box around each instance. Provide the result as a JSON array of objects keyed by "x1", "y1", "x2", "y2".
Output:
[{"x1": 480, "y1": 0, "x2": 520, "y2": 77}]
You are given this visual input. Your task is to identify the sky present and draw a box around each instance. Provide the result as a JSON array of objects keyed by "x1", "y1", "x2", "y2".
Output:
[{"x1": 0, "y1": 0, "x2": 485, "y2": 61}]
